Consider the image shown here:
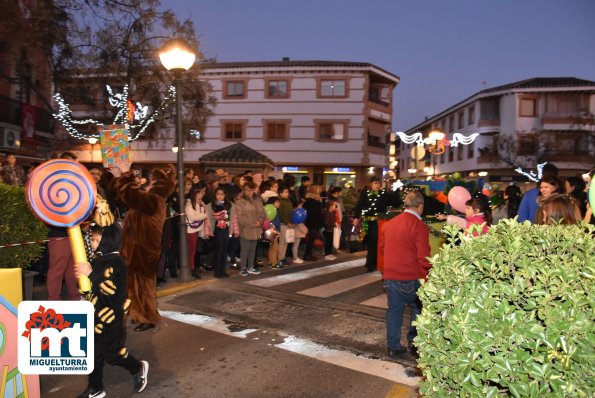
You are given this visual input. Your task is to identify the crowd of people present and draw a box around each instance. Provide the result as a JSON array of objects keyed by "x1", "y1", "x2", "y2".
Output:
[{"x1": 2, "y1": 151, "x2": 593, "y2": 379}]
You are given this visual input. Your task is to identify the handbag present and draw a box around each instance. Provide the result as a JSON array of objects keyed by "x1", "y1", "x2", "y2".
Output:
[
  {"x1": 333, "y1": 225, "x2": 341, "y2": 249},
  {"x1": 285, "y1": 227, "x2": 295, "y2": 243},
  {"x1": 186, "y1": 215, "x2": 204, "y2": 229}
]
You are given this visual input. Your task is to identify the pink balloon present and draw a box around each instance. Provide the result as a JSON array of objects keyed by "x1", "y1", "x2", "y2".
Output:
[{"x1": 448, "y1": 186, "x2": 471, "y2": 213}]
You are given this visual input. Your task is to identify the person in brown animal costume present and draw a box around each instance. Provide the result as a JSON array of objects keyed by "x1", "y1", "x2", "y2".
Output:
[{"x1": 109, "y1": 160, "x2": 175, "y2": 332}]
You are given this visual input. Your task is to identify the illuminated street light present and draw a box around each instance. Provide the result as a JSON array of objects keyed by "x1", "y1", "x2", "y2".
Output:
[{"x1": 159, "y1": 39, "x2": 196, "y2": 282}]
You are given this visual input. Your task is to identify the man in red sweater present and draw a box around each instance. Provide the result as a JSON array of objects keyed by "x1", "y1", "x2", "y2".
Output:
[{"x1": 380, "y1": 190, "x2": 431, "y2": 360}]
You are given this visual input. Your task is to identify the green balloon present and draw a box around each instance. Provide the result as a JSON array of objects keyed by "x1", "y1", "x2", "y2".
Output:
[
  {"x1": 264, "y1": 204, "x2": 277, "y2": 221},
  {"x1": 452, "y1": 172, "x2": 461, "y2": 180}
]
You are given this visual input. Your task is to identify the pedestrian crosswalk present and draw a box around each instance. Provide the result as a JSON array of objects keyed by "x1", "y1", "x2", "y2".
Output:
[{"x1": 245, "y1": 257, "x2": 389, "y2": 309}]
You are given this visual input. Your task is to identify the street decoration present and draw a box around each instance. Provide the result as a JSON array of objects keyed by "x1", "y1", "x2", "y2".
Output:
[
  {"x1": 395, "y1": 131, "x2": 479, "y2": 151},
  {"x1": 514, "y1": 162, "x2": 547, "y2": 182},
  {"x1": 53, "y1": 84, "x2": 176, "y2": 141},
  {"x1": 99, "y1": 124, "x2": 130, "y2": 168}
]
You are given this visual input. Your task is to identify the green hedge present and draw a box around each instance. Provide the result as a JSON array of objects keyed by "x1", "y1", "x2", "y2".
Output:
[
  {"x1": 0, "y1": 183, "x2": 47, "y2": 268},
  {"x1": 415, "y1": 220, "x2": 595, "y2": 397}
]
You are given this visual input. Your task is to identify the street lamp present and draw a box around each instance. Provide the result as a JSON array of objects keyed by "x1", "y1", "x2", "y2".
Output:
[{"x1": 159, "y1": 39, "x2": 196, "y2": 282}]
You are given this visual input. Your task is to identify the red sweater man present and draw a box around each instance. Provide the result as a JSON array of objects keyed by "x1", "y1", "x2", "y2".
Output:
[{"x1": 379, "y1": 191, "x2": 431, "y2": 359}]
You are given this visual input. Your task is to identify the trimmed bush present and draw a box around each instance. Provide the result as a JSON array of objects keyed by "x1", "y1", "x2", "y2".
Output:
[
  {"x1": 415, "y1": 220, "x2": 595, "y2": 397},
  {"x1": 0, "y1": 183, "x2": 47, "y2": 268}
]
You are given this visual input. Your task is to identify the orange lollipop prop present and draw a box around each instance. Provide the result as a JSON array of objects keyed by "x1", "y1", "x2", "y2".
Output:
[{"x1": 27, "y1": 159, "x2": 97, "y2": 293}]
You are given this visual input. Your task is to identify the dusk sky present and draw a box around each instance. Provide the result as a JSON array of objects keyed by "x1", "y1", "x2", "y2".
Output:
[{"x1": 164, "y1": 0, "x2": 595, "y2": 131}]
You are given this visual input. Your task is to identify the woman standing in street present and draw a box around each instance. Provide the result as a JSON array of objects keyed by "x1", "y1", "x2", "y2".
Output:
[{"x1": 234, "y1": 180, "x2": 266, "y2": 276}]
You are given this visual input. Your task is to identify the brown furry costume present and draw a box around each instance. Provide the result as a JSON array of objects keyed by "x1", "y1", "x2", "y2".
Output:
[{"x1": 115, "y1": 168, "x2": 175, "y2": 324}]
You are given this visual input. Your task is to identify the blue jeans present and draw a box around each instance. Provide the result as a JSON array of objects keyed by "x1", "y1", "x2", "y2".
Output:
[{"x1": 384, "y1": 279, "x2": 422, "y2": 350}]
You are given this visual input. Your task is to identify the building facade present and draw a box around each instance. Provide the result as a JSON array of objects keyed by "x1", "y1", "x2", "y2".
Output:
[
  {"x1": 397, "y1": 77, "x2": 595, "y2": 181},
  {"x1": 0, "y1": 2, "x2": 55, "y2": 163},
  {"x1": 70, "y1": 60, "x2": 399, "y2": 189}
]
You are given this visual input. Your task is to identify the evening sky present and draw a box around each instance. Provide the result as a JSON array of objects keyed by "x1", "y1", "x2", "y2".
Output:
[{"x1": 164, "y1": 0, "x2": 595, "y2": 131}]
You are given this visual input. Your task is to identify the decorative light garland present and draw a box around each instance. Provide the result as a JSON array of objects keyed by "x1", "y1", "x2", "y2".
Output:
[
  {"x1": 359, "y1": 188, "x2": 385, "y2": 239},
  {"x1": 394, "y1": 131, "x2": 479, "y2": 147},
  {"x1": 53, "y1": 84, "x2": 177, "y2": 142},
  {"x1": 514, "y1": 162, "x2": 547, "y2": 182}
]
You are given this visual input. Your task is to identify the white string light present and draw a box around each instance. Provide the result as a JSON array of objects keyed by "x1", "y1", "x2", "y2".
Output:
[
  {"x1": 450, "y1": 132, "x2": 479, "y2": 147},
  {"x1": 394, "y1": 131, "x2": 479, "y2": 147},
  {"x1": 53, "y1": 85, "x2": 177, "y2": 142},
  {"x1": 515, "y1": 162, "x2": 547, "y2": 182}
]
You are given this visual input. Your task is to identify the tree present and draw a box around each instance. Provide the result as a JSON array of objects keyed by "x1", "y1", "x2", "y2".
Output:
[{"x1": 0, "y1": 0, "x2": 214, "y2": 141}]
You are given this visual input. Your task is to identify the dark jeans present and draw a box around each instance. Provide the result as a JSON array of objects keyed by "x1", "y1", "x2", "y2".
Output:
[
  {"x1": 364, "y1": 222, "x2": 378, "y2": 271},
  {"x1": 213, "y1": 227, "x2": 229, "y2": 276},
  {"x1": 384, "y1": 279, "x2": 422, "y2": 350},
  {"x1": 89, "y1": 322, "x2": 141, "y2": 390},
  {"x1": 323, "y1": 230, "x2": 333, "y2": 255}
]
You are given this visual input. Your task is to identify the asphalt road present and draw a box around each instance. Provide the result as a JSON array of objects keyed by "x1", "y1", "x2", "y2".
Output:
[{"x1": 38, "y1": 252, "x2": 421, "y2": 397}]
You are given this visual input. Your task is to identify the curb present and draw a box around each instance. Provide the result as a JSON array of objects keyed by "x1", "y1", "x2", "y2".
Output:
[
  {"x1": 156, "y1": 278, "x2": 215, "y2": 298},
  {"x1": 384, "y1": 384, "x2": 419, "y2": 398}
]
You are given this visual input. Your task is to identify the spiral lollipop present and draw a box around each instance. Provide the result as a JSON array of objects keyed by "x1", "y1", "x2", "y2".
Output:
[{"x1": 27, "y1": 159, "x2": 97, "y2": 293}]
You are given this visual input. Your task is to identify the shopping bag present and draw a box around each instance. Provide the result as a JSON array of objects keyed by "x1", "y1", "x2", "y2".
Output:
[
  {"x1": 333, "y1": 225, "x2": 341, "y2": 249},
  {"x1": 286, "y1": 227, "x2": 295, "y2": 243}
]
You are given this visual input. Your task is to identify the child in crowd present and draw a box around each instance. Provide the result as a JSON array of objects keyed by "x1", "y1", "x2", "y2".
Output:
[
  {"x1": 322, "y1": 199, "x2": 338, "y2": 260},
  {"x1": 267, "y1": 196, "x2": 283, "y2": 268},
  {"x1": 186, "y1": 182, "x2": 212, "y2": 279},
  {"x1": 209, "y1": 187, "x2": 237, "y2": 278},
  {"x1": 74, "y1": 224, "x2": 149, "y2": 398},
  {"x1": 277, "y1": 186, "x2": 294, "y2": 266},
  {"x1": 437, "y1": 195, "x2": 491, "y2": 235},
  {"x1": 292, "y1": 199, "x2": 307, "y2": 264}
]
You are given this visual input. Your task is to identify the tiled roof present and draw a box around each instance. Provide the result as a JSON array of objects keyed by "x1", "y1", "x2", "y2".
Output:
[
  {"x1": 201, "y1": 60, "x2": 399, "y2": 81},
  {"x1": 481, "y1": 77, "x2": 595, "y2": 94},
  {"x1": 199, "y1": 142, "x2": 274, "y2": 165}
]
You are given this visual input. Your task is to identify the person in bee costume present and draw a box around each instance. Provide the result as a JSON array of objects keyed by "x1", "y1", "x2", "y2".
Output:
[{"x1": 74, "y1": 223, "x2": 149, "y2": 398}]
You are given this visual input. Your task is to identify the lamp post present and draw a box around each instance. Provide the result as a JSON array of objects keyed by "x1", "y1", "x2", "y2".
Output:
[{"x1": 159, "y1": 39, "x2": 196, "y2": 282}]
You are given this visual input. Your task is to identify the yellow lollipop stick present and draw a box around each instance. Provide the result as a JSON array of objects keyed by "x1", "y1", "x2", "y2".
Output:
[{"x1": 68, "y1": 226, "x2": 92, "y2": 293}]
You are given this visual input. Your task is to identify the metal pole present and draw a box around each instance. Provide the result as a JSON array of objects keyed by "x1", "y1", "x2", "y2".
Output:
[{"x1": 175, "y1": 72, "x2": 191, "y2": 281}]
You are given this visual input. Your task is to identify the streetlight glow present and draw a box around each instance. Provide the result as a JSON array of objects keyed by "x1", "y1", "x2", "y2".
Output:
[
  {"x1": 159, "y1": 39, "x2": 196, "y2": 71},
  {"x1": 159, "y1": 38, "x2": 196, "y2": 282}
]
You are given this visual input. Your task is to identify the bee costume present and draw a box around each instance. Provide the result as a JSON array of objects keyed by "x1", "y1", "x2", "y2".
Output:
[{"x1": 79, "y1": 221, "x2": 148, "y2": 397}]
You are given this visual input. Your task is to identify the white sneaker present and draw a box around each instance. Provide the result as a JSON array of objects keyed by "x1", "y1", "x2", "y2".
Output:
[
  {"x1": 293, "y1": 258, "x2": 304, "y2": 264},
  {"x1": 324, "y1": 255, "x2": 337, "y2": 260}
]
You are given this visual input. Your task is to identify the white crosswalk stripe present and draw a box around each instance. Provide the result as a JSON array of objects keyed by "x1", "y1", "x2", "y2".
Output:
[
  {"x1": 245, "y1": 258, "x2": 365, "y2": 287},
  {"x1": 298, "y1": 271, "x2": 381, "y2": 298},
  {"x1": 243, "y1": 257, "x2": 390, "y2": 308}
]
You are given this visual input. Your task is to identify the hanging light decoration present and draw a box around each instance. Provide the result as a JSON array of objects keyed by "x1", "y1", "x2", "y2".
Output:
[{"x1": 53, "y1": 84, "x2": 176, "y2": 142}]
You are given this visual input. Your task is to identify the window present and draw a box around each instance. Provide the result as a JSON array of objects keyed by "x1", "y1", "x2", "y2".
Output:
[
  {"x1": 319, "y1": 79, "x2": 347, "y2": 97},
  {"x1": 468, "y1": 106, "x2": 475, "y2": 125},
  {"x1": 467, "y1": 141, "x2": 474, "y2": 158},
  {"x1": 448, "y1": 147, "x2": 454, "y2": 162},
  {"x1": 224, "y1": 80, "x2": 246, "y2": 98},
  {"x1": 221, "y1": 121, "x2": 245, "y2": 140},
  {"x1": 457, "y1": 145, "x2": 463, "y2": 161},
  {"x1": 266, "y1": 80, "x2": 289, "y2": 98},
  {"x1": 518, "y1": 135, "x2": 537, "y2": 155},
  {"x1": 316, "y1": 121, "x2": 348, "y2": 141},
  {"x1": 449, "y1": 116, "x2": 455, "y2": 132},
  {"x1": 458, "y1": 111, "x2": 465, "y2": 129},
  {"x1": 520, "y1": 98, "x2": 537, "y2": 117},
  {"x1": 264, "y1": 121, "x2": 289, "y2": 141}
]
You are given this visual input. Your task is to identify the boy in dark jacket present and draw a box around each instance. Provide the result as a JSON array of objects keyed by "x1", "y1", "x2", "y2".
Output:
[{"x1": 74, "y1": 224, "x2": 149, "y2": 398}]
